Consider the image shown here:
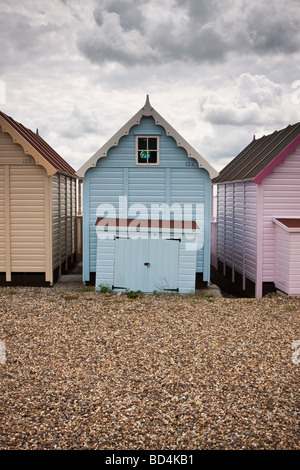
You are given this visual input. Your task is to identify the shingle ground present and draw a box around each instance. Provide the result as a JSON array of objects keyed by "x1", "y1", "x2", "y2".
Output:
[{"x1": 0, "y1": 286, "x2": 299, "y2": 450}]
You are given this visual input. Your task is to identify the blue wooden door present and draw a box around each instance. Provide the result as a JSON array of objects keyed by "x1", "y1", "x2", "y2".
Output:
[{"x1": 113, "y1": 238, "x2": 179, "y2": 292}]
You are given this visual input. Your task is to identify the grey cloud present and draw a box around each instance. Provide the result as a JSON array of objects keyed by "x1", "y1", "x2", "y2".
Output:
[
  {"x1": 203, "y1": 105, "x2": 264, "y2": 127},
  {"x1": 95, "y1": 0, "x2": 145, "y2": 31},
  {"x1": 148, "y1": 20, "x2": 226, "y2": 63},
  {"x1": 78, "y1": 9, "x2": 158, "y2": 66},
  {"x1": 175, "y1": 0, "x2": 224, "y2": 24},
  {"x1": 78, "y1": 0, "x2": 300, "y2": 68},
  {"x1": 244, "y1": 3, "x2": 300, "y2": 54},
  {"x1": 59, "y1": 106, "x2": 102, "y2": 139},
  {"x1": 0, "y1": 13, "x2": 54, "y2": 54},
  {"x1": 78, "y1": 0, "x2": 228, "y2": 66},
  {"x1": 188, "y1": 24, "x2": 227, "y2": 62},
  {"x1": 224, "y1": 1, "x2": 300, "y2": 56},
  {"x1": 0, "y1": 6, "x2": 76, "y2": 71},
  {"x1": 188, "y1": 0, "x2": 216, "y2": 21}
]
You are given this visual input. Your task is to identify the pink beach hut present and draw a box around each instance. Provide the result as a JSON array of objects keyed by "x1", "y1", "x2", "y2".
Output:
[{"x1": 212, "y1": 122, "x2": 300, "y2": 297}]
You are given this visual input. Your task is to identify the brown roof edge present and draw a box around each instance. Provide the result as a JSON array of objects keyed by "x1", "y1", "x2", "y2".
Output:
[
  {"x1": 0, "y1": 110, "x2": 76, "y2": 177},
  {"x1": 95, "y1": 217, "x2": 200, "y2": 230},
  {"x1": 275, "y1": 218, "x2": 300, "y2": 228}
]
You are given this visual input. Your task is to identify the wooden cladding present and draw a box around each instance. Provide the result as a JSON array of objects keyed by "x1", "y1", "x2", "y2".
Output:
[{"x1": 0, "y1": 127, "x2": 77, "y2": 285}]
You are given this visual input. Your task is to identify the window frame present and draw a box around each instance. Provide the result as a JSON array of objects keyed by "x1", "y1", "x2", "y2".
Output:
[{"x1": 135, "y1": 135, "x2": 160, "y2": 166}]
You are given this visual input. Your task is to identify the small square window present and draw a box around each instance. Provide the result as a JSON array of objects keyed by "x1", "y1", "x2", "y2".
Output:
[{"x1": 136, "y1": 136, "x2": 159, "y2": 165}]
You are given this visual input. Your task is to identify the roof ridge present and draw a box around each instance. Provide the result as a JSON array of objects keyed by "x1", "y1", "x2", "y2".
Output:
[
  {"x1": 213, "y1": 121, "x2": 300, "y2": 184},
  {"x1": 230, "y1": 127, "x2": 287, "y2": 182},
  {"x1": 241, "y1": 123, "x2": 300, "y2": 180},
  {"x1": 215, "y1": 127, "x2": 284, "y2": 183},
  {"x1": 0, "y1": 110, "x2": 76, "y2": 176}
]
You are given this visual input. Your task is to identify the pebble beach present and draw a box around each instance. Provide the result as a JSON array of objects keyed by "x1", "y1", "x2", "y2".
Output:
[{"x1": 0, "y1": 285, "x2": 299, "y2": 450}]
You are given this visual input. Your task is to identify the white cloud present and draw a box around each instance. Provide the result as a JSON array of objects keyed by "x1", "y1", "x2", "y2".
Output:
[
  {"x1": 201, "y1": 73, "x2": 285, "y2": 127},
  {"x1": 237, "y1": 73, "x2": 283, "y2": 107}
]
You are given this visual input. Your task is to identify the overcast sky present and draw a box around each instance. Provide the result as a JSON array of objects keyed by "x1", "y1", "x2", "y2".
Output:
[{"x1": 0, "y1": 0, "x2": 299, "y2": 173}]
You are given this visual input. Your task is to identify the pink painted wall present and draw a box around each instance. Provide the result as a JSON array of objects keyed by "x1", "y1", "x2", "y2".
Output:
[
  {"x1": 215, "y1": 144, "x2": 300, "y2": 297},
  {"x1": 216, "y1": 181, "x2": 257, "y2": 284},
  {"x1": 274, "y1": 220, "x2": 300, "y2": 295},
  {"x1": 260, "y1": 144, "x2": 300, "y2": 283}
]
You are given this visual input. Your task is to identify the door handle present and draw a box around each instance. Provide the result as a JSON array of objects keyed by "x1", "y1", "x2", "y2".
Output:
[{"x1": 144, "y1": 262, "x2": 150, "y2": 267}]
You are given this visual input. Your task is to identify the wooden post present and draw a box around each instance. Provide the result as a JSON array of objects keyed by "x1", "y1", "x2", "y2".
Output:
[{"x1": 4, "y1": 165, "x2": 11, "y2": 282}]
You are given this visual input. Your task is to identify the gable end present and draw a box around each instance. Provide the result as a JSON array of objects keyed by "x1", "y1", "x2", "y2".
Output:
[{"x1": 77, "y1": 96, "x2": 218, "y2": 179}]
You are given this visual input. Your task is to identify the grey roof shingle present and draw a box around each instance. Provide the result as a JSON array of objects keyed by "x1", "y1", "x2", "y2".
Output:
[{"x1": 213, "y1": 122, "x2": 300, "y2": 184}]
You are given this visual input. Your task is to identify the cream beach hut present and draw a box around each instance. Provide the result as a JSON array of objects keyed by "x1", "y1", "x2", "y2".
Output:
[{"x1": 0, "y1": 110, "x2": 78, "y2": 286}]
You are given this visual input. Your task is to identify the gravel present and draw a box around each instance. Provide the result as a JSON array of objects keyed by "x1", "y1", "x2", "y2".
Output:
[{"x1": 0, "y1": 285, "x2": 299, "y2": 450}]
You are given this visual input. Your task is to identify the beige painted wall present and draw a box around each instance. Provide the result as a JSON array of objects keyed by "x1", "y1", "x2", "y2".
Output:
[
  {"x1": 52, "y1": 173, "x2": 77, "y2": 273},
  {"x1": 0, "y1": 128, "x2": 51, "y2": 282},
  {"x1": 0, "y1": 126, "x2": 78, "y2": 284}
]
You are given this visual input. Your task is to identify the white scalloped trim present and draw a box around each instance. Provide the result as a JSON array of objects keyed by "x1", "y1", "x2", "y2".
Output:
[{"x1": 77, "y1": 95, "x2": 218, "y2": 179}]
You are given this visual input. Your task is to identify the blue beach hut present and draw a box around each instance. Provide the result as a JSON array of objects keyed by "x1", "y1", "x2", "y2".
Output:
[{"x1": 77, "y1": 96, "x2": 218, "y2": 293}]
